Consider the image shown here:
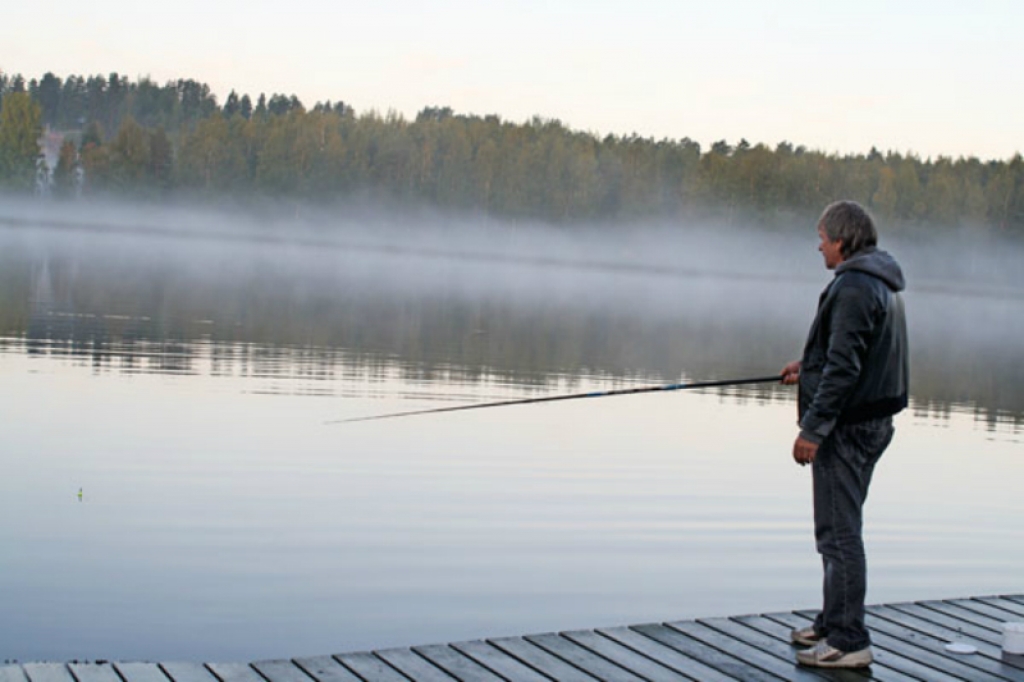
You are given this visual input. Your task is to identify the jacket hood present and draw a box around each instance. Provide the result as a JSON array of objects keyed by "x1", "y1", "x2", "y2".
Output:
[{"x1": 836, "y1": 247, "x2": 905, "y2": 292}]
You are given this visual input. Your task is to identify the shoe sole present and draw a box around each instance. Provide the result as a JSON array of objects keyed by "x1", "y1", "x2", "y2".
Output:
[{"x1": 796, "y1": 653, "x2": 873, "y2": 668}]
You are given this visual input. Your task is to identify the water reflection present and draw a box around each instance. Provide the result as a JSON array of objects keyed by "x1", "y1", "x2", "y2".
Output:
[{"x1": 4, "y1": 223, "x2": 1023, "y2": 433}]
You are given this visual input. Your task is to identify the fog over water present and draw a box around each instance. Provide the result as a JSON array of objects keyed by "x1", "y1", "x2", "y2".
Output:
[
  {"x1": 2, "y1": 196, "x2": 1022, "y2": 419},
  {"x1": 1, "y1": 198, "x2": 1022, "y2": 662}
]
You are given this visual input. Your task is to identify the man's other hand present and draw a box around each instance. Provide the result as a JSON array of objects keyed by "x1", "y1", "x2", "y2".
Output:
[{"x1": 793, "y1": 435, "x2": 819, "y2": 466}]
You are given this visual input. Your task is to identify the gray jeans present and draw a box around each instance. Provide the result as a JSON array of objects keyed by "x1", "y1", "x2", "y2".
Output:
[{"x1": 811, "y1": 416, "x2": 894, "y2": 652}]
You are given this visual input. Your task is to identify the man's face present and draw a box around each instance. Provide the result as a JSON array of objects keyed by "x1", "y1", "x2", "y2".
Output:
[{"x1": 818, "y1": 225, "x2": 844, "y2": 270}]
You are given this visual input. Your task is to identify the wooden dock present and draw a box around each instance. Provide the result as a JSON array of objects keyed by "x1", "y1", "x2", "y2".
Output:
[{"x1": 4, "y1": 595, "x2": 1023, "y2": 681}]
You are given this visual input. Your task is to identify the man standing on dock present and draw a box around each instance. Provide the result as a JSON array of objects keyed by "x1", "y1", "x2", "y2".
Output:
[{"x1": 780, "y1": 200, "x2": 909, "y2": 669}]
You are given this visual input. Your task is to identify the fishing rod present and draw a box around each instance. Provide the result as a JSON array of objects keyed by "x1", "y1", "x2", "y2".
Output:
[{"x1": 327, "y1": 373, "x2": 783, "y2": 424}]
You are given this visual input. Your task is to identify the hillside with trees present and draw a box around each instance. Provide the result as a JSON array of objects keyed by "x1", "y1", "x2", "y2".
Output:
[{"x1": 1, "y1": 71, "x2": 1022, "y2": 231}]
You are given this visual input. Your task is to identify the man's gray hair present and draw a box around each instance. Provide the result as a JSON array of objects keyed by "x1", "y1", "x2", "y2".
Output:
[{"x1": 819, "y1": 200, "x2": 878, "y2": 257}]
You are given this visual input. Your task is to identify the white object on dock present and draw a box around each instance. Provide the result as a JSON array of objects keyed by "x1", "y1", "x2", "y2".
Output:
[
  {"x1": 944, "y1": 642, "x2": 977, "y2": 655},
  {"x1": 1005, "y1": 622, "x2": 1024, "y2": 655}
]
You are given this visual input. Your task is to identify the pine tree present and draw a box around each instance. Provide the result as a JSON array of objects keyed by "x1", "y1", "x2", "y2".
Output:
[{"x1": 0, "y1": 92, "x2": 43, "y2": 191}]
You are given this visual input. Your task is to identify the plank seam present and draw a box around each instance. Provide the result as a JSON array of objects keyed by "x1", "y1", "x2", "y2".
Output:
[
  {"x1": 864, "y1": 614, "x2": 1017, "y2": 680},
  {"x1": 284, "y1": 661, "x2": 317, "y2": 682},
  {"x1": 406, "y1": 647, "x2": 464, "y2": 681},
  {"x1": 690, "y1": 619, "x2": 815, "y2": 680},
  {"x1": 154, "y1": 665, "x2": 177, "y2": 682},
  {"x1": 915, "y1": 602, "x2": 1004, "y2": 633},
  {"x1": 663, "y1": 621, "x2": 791, "y2": 682},
  {"x1": 327, "y1": 659, "x2": 362, "y2": 682},
  {"x1": 451, "y1": 642, "x2": 553, "y2": 682},
  {"x1": 329, "y1": 655, "x2": 402, "y2": 682},
  {"x1": 697, "y1": 619, "x2": 813, "y2": 670},
  {"x1": 629, "y1": 624, "x2": 767, "y2": 682},
  {"x1": 541, "y1": 632, "x2": 647, "y2": 681},
  {"x1": 368, "y1": 652, "x2": 416, "y2": 682},
  {"x1": 969, "y1": 598, "x2": 1024, "y2": 618},
  {"x1": 984, "y1": 598, "x2": 1024, "y2": 616},
  {"x1": 590, "y1": 630, "x2": 701, "y2": 682},
  {"x1": 867, "y1": 605, "x2": 994, "y2": 648},
  {"x1": 484, "y1": 639, "x2": 575, "y2": 682},
  {"x1": 572, "y1": 630, "x2": 700, "y2": 682},
  {"x1": 248, "y1": 664, "x2": 272, "y2": 682},
  {"x1": 883, "y1": 602, "x2": 1002, "y2": 644},
  {"x1": 519, "y1": 636, "x2": 608, "y2": 681},
  {"x1": 434, "y1": 644, "x2": 512, "y2": 682},
  {"x1": 112, "y1": 664, "x2": 174, "y2": 682}
]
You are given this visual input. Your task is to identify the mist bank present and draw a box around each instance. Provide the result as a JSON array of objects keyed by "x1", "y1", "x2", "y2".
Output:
[
  {"x1": 2, "y1": 200, "x2": 1023, "y2": 424},
  {"x1": 2, "y1": 196, "x2": 1023, "y2": 292}
]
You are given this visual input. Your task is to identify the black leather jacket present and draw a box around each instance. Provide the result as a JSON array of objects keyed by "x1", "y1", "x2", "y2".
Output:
[{"x1": 798, "y1": 247, "x2": 909, "y2": 443}]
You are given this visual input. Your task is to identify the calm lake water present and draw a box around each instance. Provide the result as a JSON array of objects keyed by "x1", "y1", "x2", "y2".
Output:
[{"x1": 1, "y1": 206, "x2": 1022, "y2": 663}]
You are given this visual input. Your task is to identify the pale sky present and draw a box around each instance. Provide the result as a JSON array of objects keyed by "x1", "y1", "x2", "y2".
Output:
[{"x1": 4, "y1": 0, "x2": 1022, "y2": 161}]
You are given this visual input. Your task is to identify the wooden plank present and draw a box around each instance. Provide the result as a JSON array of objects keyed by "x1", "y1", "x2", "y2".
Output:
[
  {"x1": 733, "y1": 615, "x2": 920, "y2": 682},
  {"x1": 596, "y1": 626, "x2": 736, "y2": 682},
  {"x1": 159, "y1": 663, "x2": 220, "y2": 682},
  {"x1": 332, "y1": 653, "x2": 408, "y2": 682},
  {"x1": 449, "y1": 640, "x2": 556, "y2": 682},
  {"x1": 759, "y1": 611, "x2": 822, "y2": 638},
  {"x1": 488, "y1": 637, "x2": 599, "y2": 682},
  {"x1": 68, "y1": 665, "x2": 121, "y2": 682},
  {"x1": 868, "y1": 627, "x2": 1005, "y2": 682},
  {"x1": 291, "y1": 656, "x2": 362, "y2": 682},
  {"x1": 206, "y1": 664, "x2": 264, "y2": 682},
  {"x1": 884, "y1": 603, "x2": 1004, "y2": 646},
  {"x1": 0, "y1": 668, "x2": 29, "y2": 682},
  {"x1": 374, "y1": 649, "x2": 454, "y2": 682},
  {"x1": 630, "y1": 623, "x2": 781, "y2": 682},
  {"x1": 1006, "y1": 596, "x2": 1024, "y2": 607},
  {"x1": 974, "y1": 598, "x2": 1024, "y2": 619},
  {"x1": 22, "y1": 667, "x2": 74, "y2": 682},
  {"x1": 22, "y1": 665, "x2": 74, "y2": 682},
  {"x1": 560, "y1": 630, "x2": 692, "y2": 682},
  {"x1": 251, "y1": 661, "x2": 310, "y2": 682},
  {"x1": 869, "y1": 605, "x2": 1014, "y2": 663},
  {"x1": 114, "y1": 663, "x2": 170, "y2": 682},
  {"x1": 970, "y1": 593, "x2": 1024, "y2": 614},
  {"x1": 669, "y1": 620, "x2": 824, "y2": 682},
  {"x1": 771, "y1": 612, "x2": 964, "y2": 682},
  {"x1": 525, "y1": 633, "x2": 646, "y2": 682},
  {"x1": 864, "y1": 612, "x2": 1024, "y2": 682},
  {"x1": 917, "y1": 601, "x2": 1006, "y2": 633},
  {"x1": 411, "y1": 645, "x2": 505, "y2": 682},
  {"x1": 948, "y1": 599, "x2": 1024, "y2": 623}
]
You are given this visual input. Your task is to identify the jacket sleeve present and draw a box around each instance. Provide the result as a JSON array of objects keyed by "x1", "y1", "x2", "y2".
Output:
[{"x1": 799, "y1": 282, "x2": 877, "y2": 443}]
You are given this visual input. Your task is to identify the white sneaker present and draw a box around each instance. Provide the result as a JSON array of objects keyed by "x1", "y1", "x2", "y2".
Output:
[{"x1": 796, "y1": 640, "x2": 873, "y2": 668}]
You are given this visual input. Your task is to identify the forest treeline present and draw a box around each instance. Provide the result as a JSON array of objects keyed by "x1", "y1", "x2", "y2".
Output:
[{"x1": 1, "y1": 71, "x2": 1022, "y2": 230}]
